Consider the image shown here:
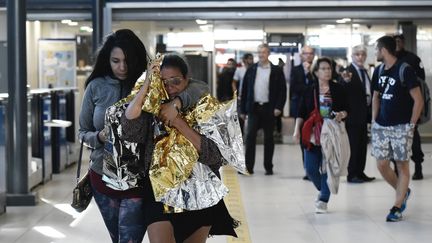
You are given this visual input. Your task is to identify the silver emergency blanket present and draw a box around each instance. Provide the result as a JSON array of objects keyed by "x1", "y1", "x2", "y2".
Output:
[
  {"x1": 156, "y1": 94, "x2": 246, "y2": 211},
  {"x1": 194, "y1": 97, "x2": 247, "y2": 174},
  {"x1": 102, "y1": 102, "x2": 143, "y2": 190},
  {"x1": 160, "y1": 162, "x2": 229, "y2": 210}
]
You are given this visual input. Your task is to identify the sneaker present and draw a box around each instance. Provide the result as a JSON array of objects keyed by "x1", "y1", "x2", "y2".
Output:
[
  {"x1": 400, "y1": 188, "x2": 411, "y2": 213},
  {"x1": 315, "y1": 200, "x2": 328, "y2": 214},
  {"x1": 386, "y1": 206, "x2": 403, "y2": 222}
]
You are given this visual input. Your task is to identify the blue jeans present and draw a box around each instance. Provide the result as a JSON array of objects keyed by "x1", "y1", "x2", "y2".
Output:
[
  {"x1": 92, "y1": 187, "x2": 146, "y2": 243},
  {"x1": 304, "y1": 146, "x2": 330, "y2": 202}
]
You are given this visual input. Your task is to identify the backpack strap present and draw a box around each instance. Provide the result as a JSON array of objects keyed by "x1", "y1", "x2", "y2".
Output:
[
  {"x1": 378, "y1": 63, "x2": 385, "y2": 77},
  {"x1": 399, "y1": 62, "x2": 409, "y2": 85}
]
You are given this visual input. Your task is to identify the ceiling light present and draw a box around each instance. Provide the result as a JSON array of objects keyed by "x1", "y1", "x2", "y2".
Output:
[
  {"x1": 324, "y1": 25, "x2": 336, "y2": 29},
  {"x1": 342, "y1": 18, "x2": 352, "y2": 22},
  {"x1": 336, "y1": 19, "x2": 346, "y2": 24},
  {"x1": 80, "y1": 26, "x2": 93, "y2": 32},
  {"x1": 282, "y1": 42, "x2": 297, "y2": 47},
  {"x1": 196, "y1": 19, "x2": 208, "y2": 25},
  {"x1": 352, "y1": 24, "x2": 360, "y2": 28},
  {"x1": 61, "y1": 19, "x2": 72, "y2": 24},
  {"x1": 199, "y1": 24, "x2": 213, "y2": 31}
]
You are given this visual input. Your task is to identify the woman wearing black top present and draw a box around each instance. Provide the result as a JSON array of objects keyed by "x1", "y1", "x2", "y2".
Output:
[{"x1": 293, "y1": 57, "x2": 348, "y2": 214}]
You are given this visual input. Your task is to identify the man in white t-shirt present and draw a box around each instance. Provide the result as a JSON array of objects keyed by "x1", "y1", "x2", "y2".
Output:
[
  {"x1": 232, "y1": 53, "x2": 254, "y2": 96},
  {"x1": 232, "y1": 53, "x2": 254, "y2": 133}
]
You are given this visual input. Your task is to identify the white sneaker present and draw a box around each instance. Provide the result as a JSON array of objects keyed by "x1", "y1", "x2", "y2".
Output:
[{"x1": 315, "y1": 200, "x2": 328, "y2": 214}]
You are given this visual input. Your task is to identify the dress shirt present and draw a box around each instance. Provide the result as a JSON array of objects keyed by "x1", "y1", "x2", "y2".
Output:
[{"x1": 254, "y1": 62, "x2": 271, "y2": 103}]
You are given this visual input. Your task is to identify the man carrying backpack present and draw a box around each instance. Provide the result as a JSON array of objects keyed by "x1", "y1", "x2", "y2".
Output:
[
  {"x1": 371, "y1": 36, "x2": 423, "y2": 222},
  {"x1": 394, "y1": 34, "x2": 426, "y2": 180}
]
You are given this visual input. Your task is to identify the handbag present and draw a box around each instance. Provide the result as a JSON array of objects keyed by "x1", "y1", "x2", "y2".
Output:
[
  {"x1": 301, "y1": 88, "x2": 323, "y2": 150},
  {"x1": 71, "y1": 140, "x2": 93, "y2": 212}
]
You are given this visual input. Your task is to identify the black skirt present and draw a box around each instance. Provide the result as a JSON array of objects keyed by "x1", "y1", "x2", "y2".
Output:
[
  {"x1": 144, "y1": 199, "x2": 238, "y2": 242},
  {"x1": 142, "y1": 177, "x2": 238, "y2": 242}
]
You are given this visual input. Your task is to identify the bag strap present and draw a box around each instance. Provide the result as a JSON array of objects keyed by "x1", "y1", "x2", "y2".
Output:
[
  {"x1": 314, "y1": 87, "x2": 319, "y2": 109},
  {"x1": 76, "y1": 140, "x2": 85, "y2": 184},
  {"x1": 399, "y1": 62, "x2": 408, "y2": 85}
]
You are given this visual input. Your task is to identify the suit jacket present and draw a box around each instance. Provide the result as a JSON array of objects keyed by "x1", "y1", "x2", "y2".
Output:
[
  {"x1": 341, "y1": 64, "x2": 371, "y2": 125},
  {"x1": 240, "y1": 63, "x2": 287, "y2": 114},
  {"x1": 289, "y1": 64, "x2": 313, "y2": 100}
]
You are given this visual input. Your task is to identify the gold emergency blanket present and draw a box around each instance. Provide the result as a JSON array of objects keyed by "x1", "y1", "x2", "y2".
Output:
[{"x1": 142, "y1": 55, "x2": 246, "y2": 211}]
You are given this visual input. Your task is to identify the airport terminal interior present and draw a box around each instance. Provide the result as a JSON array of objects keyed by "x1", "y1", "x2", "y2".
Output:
[{"x1": 1, "y1": 1, "x2": 432, "y2": 242}]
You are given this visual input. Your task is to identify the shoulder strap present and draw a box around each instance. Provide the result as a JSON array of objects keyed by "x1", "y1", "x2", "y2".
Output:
[
  {"x1": 399, "y1": 62, "x2": 409, "y2": 85},
  {"x1": 76, "y1": 140, "x2": 85, "y2": 184},
  {"x1": 378, "y1": 63, "x2": 385, "y2": 77},
  {"x1": 314, "y1": 87, "x2": 319, "y2": 109}
]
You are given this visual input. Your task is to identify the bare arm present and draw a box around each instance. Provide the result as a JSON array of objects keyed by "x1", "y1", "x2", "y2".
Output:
[
  {"x1": 125, "y1": 80, "x2": 151, "y2": 120},
  {"x1": 292, "y1": 117, "x2": 304, "y2": 143},
  {"x1": 409, "y1": 86, "x2": 424, "y2": 124},
  {"x1": 125, "y1": 63, "x2": 158, "y2": 119},
  {"x1": 232, "y1": 79, "x2": 238, "y2": 94},
  {"x1": 371, "y1": 91, "x2": 380, "y2": 123}
]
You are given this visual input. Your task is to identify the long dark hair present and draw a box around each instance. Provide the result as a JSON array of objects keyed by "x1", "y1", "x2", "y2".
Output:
[{"x1": 85, "y1": 29, "x2": 148, "y2": 92}]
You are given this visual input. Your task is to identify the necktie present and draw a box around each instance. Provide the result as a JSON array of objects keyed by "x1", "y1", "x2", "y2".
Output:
[
  {"x1": 360, "y1": 69, "x2": 367, "y2": 91},
  {"x1": 360, "y1": 69, "x2": 371, "y2": 105}
]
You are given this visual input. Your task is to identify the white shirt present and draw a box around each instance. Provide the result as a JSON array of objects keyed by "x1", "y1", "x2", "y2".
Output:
[
  {"x1": 233, "y1": 66, "x2": 247, "y2": 95},
  {"x1": 254, "y1": 62, "x2": 271, "y2": 103}
]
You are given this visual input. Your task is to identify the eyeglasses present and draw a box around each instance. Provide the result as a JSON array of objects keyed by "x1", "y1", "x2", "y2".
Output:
[{"x1": 162, "y1": 77, "x2": 183, "y2": 86}]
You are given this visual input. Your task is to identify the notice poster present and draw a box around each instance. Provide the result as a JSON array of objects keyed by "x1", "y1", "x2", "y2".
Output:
[{"x1": 39, "y1": 39, "x2": 76, "y2": 88}]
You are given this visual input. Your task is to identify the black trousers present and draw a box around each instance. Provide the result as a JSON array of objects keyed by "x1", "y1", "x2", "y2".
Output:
[
  {"x1": 411, "y1": 125, "x2": 424, "y2": 164},
  {"x1": 245, "y1": 103, "x2": 275, "y2": 172},
  {"x1": 346, "y1": 123, "x2": 368, "y2": 179}
]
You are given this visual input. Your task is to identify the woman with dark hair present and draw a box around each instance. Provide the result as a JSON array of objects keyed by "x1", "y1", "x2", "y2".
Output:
[
  {"x1": 79, "y1": 29, "x2": 149, "y2": 243},
  {"x1": 293, "y1": 57, "x2": 348, "y2": 214},
  {"x1": 124, "y1": 54, "x2": 238, "y2": 243}
]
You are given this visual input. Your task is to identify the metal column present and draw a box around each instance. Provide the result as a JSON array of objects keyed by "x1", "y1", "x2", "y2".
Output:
[
  {"x1": 6, "y1": 0, "x2": 36, "y2": 206},
  {"x1": 92, "y1": 0, "x2": 104, "y2": 54},
  {"x1": 399, "y1": 21, "x2": 418, "y2": 54}
]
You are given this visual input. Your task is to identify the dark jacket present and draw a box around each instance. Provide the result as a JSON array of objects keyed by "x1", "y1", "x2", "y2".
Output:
[
  {"x1": 290, "y1": 64, "x2": 314, "y2": 100},
  {"x1": 240, "y1": 62, "x2": 287, "y2": 114},
  {"x1": 297, "y1": 79, "x2": 348, "y2": 120},
  {"x1": 396, "y1": 49, "x2": 425, "y2": 80},
  {"x1": 341, "y1": 64, "x2": 371, "y2": 125}
]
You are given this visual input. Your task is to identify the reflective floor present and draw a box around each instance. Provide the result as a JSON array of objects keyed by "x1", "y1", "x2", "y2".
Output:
[{"x1": 1, "y1": 143, "x2": 432, "y2": 243}]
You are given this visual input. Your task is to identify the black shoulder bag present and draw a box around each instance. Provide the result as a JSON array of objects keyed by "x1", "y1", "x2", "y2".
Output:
[{"x1": 71, "y1": 140, "x2": 93, "y2": 212}]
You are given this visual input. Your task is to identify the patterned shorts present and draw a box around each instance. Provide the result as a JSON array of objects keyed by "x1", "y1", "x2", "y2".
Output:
[{"x1": 371, "y1": 122, "x2": 414, "y2": 161}]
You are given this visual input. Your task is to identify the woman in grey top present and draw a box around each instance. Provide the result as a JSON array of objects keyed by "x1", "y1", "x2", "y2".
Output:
[{"x1": 79, "y1": 29, "x2": 149, "y2": 243}]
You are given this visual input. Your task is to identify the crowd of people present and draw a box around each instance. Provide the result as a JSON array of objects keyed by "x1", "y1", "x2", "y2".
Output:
[{"x1": 79, "y1": 29, "x2": 427, "y2": 242}]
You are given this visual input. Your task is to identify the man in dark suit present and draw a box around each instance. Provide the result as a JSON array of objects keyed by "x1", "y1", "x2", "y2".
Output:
[
  {"x1": 394, "y1": 34, "x2": 425, "y2": 180},
  {"x1": 240, "y1": 43, "x2": 287, "y2": 175},
  {"x1": 289, "y1": 45, "x2": 315, "y2": 180},
  {"x1": 341, "y1": 45, "x2": 375, "y2": 183}
]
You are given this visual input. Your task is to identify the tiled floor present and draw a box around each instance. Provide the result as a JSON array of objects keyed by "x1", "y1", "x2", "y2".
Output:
[{"x1": 1, "y1": 143, "x2": 432, "y2": 243}]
